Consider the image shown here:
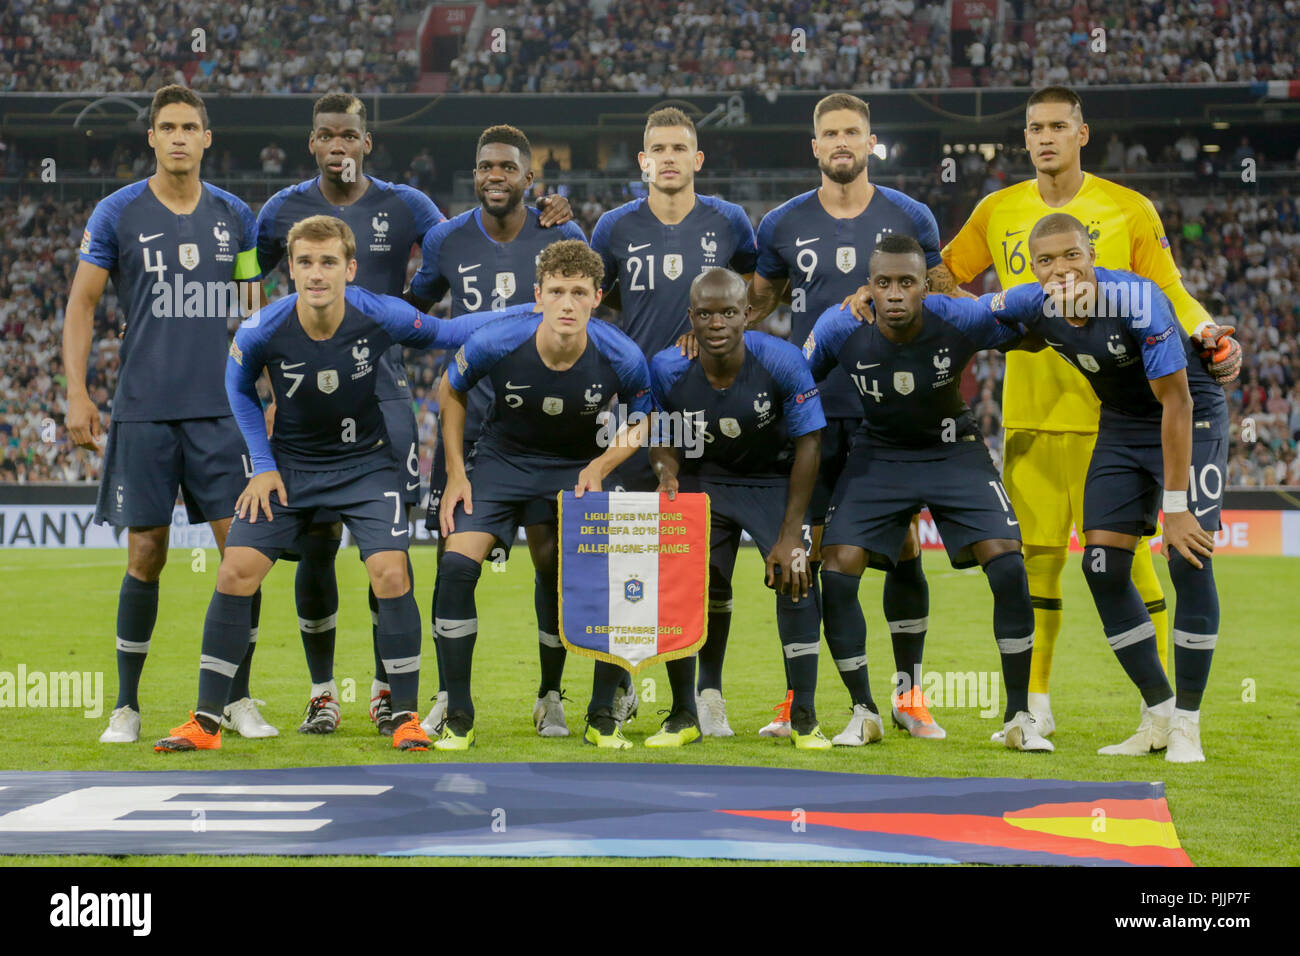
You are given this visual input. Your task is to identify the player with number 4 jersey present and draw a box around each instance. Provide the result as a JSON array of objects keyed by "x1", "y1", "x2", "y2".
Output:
[{"x1": 64, "y1": 86, "x2": 266, "y2": 747}]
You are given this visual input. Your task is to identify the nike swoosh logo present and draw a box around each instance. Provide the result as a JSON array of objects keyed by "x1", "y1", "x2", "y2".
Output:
[
  {"x1": 281, "y1": 361, "x2": 306, "y2": 370},
  {"x1": 391, "y1": 528, "x2": 410, "y2": 536},
  {"x1": 1006, "y1": 518, "x2": 1019, "y2": 526},
  {"x1": 795, "y1": 237, "x2": 819, "y2": 246},
  {"x1": 504, "y1": 381, "x2": 531, "y2": 390},
  {"x1": 1193, "y1": 505, "x2": 1215, "y2": 517},
  {"x1": 1044, "y1": 341, "x2": 1065, "y2": 348},
  {"x1": 458, "y1": 263, "x2": 480, "y2": 273},
  {"x1": 405, "y1": 481, "x2": 421, "y2": 491},
  {"x1": 139, "y1": 233, "x2": 164, "y2": 242},
  {"x1": 627, "y1": 242, "x2": 652, "y2": 253},
  {"x1": 855, "y1": 362, "x2": 880, "y2": 369},
  {"x1": 1005, "y1": 229, "x2": 1024, "y2": 237}
]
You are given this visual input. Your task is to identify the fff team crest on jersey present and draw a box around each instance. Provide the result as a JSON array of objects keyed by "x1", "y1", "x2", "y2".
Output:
[
  {"x1": 370, "y1": 212, "x2": 391, "y2": 253},
  {"x1": 662, "y1": 253, "x2": 683, "y2": 281},
  {"x1": 700, "y1": 231, "x2": 718, "y2": 264},
  {"x1": 894, "y1": 371, "x2": 915, "y2": 395},
  {"x1": 178, "y1": 243, "x2": 200, "y2": 271},
  {"x1": 317, "y1": 369, "x2": 339, "y2": 394},
  {"x1": 836, "y1": 246, "x2": 856, "y2": 274}
]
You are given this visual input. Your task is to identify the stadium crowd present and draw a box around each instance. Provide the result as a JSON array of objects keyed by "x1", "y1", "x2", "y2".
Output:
[
  {"x1": 0, "y1": 0, "x2": 421, "y2": 95},
  {"x1": 2, "y1": 179, "x2": 1297, "y2": 487},
  {"x1": 3, "y1": 0, "x2": 1299, "y2": 95},
  {"x1": 448, "y1": 0, "x2": 1300, "y2": 94}
]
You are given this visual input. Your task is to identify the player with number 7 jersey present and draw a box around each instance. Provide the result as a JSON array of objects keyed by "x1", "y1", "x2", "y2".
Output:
[
  {"x1": 154, "y1": 216, "x2": 496, "y2": 755},
  {"x1": 802, "y1": 235, "x2": 1051, "y2": 752}
]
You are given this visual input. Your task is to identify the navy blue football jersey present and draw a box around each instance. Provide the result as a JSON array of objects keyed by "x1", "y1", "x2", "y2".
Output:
[
  {"x1": 650, "y1": 332, "x2": 825, "y2": 485},
  {"x1": 448, "y1": 314, "x2": 652, "y2": 462},
  {"x1": 410, "y1": 205, "x2": 587, "y2": 311},
  {"x1": 227, "y1": 286, "x2": 488, "y2": 473},
  {"x1": 757, "y1": 186, "x2": 941, "y2": 419},
  {"x1": 409, "y1": 206, "x2": 587, "y2": 439},
  {"x1": 255, "y1": 175, "x2": 445, "y2": 402},
  {"x1": 590, "y1": 195, "x2": 757, "y2": 355},
  {"x1": 804, "y1": 297, "x2": 1019, "y2": 457},
  {"x1": 78, "y1": 180, "x2": 259, "y2": 421},
  {"x1": 989, "y1": 267, "x2": 1229, "y2": 442}
]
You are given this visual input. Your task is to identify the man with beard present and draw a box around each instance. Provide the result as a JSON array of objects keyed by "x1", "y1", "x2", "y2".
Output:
[
  {"x1": 407, "y1": 124, "x2": 586, "y2": 737},
  {"x1": 748, "y1": 94, "x2": 955, "y2": 744}
]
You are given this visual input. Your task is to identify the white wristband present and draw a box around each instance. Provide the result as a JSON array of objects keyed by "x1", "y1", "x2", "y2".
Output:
[{"x1": 1163, "y1": 490, "x2": 1189, "y2": 514}]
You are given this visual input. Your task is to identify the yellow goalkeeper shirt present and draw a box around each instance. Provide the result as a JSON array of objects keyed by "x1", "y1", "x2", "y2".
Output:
[{"x1": 941, "y1": 172, "x2": 1211, "y2": 433}]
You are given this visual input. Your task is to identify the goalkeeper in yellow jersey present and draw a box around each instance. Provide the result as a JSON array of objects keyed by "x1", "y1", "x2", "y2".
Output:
[{"x1": 939, "y1": 86, "x2": 1240, "y2": 743}]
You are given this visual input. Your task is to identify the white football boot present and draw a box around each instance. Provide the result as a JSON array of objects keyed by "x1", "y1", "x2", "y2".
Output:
[
  {"x1": 1165, "y1": 713, "x2": 1206, "y2": 763},
  {"x1": 832, "y1": 704, "x2": 884, "y2": 746},
  {"x1": 696, "y1": 688, "x2": 735, "y2": 737},
  {"x1": 1001, "y1": 711, "x2": 1055, "y2": 752},
  {"x1": 99, "y1": 705, "x2": 141, "y2": 743},
  {"x1": 221, "y1": 697, "x2": 279, "y2": 738},
  {"x1": 1098, "y1": 701, "x2": 1170, "y2": 756}
]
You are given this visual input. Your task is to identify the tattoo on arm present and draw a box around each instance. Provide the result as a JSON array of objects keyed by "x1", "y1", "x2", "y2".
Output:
[{"x1": 926, "y1": 263, "x2": 974, "y2": 298}]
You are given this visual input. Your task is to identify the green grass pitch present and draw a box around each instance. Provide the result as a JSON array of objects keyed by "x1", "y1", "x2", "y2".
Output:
[{"x1": 1, "y1": 547, "x2": 1296, "y2": 866}]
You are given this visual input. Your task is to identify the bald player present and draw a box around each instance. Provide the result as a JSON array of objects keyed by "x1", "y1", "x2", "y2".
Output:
[{"x1": 854, "y1": 86, "x2": 1239, "y2": 741}]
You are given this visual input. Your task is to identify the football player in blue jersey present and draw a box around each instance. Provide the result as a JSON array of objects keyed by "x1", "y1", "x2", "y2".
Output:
[
  {"x1": 591, "y1": 107, "x2": 758, "y2": 734},
  {"x1": 407, "y1": 124, "x2": 586, "y2": 738},
  {"x1": 648, "y1": 269, "x2": 830, "y2": 749},
  {"x1": 64, "y1": 85, "x2": 267, "y2": 745},
  {"x1": 804, "y1": 235, "x2": 1050, "y2": 752},
  {"x1": 434, "y1": 240, "x2": 653, "y2": 750},
  {"x1": 987, "y1": 213, "x2": 1228, "y2": 762},
  {"x1": 747, "y1": 94, "x2": 959, "y2": 739},
  {"x1": 257, "y1": 98, "x2": 574, "y2": 738},
  {"x1": 154, "y1": 216, "x2": 493, "y2": 754}
]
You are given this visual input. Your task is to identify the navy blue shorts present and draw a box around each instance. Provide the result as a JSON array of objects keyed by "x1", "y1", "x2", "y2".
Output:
[
  {"x1": 809, "y1": 417, "x2": 858, "y2": 525},
  {"x1": 683, "y1": 477, "x2": 812, "y2": 585},
  {"x1": 1084, "y1": 436, "x2": 1228, "y2": 538},
  {"x1": 445, "y1": 493, "x2": 557, "y2": 553},
  {"x1": 94, "y1": 417, "x2": 248, "y2": 528},
  {"x1": 227, "y1": 461, "x2": 411, "y2": 561},
  {"x1": 381, "y1": 398, "x2": 423, "y2": 509},
  {"x1": 822, "y1": 440, "x2": 1021, "y2": 570}
]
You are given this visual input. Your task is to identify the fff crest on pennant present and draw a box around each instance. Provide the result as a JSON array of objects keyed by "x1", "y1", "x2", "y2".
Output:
[{"x1": 624, "y1": 576, "x2": 644, "y2": 603}]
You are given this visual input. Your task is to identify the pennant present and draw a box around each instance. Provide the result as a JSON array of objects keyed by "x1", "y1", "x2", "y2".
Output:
[{"x1": 559, "y1": 491, "x2": 709, "y2": 674}]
